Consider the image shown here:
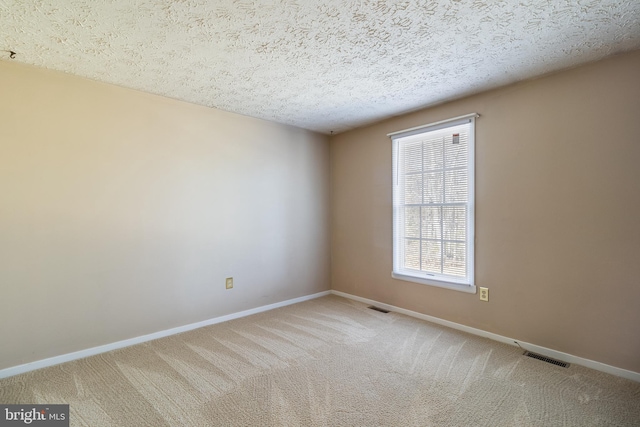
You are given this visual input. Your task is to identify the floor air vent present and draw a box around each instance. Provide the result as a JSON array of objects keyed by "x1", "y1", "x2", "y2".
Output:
[
  {"x1": 368, "y1": 306, "x2": 390, "y2": 313},
  {"x1": 523, "y1": 351, "x2": 569, "y2": 368}
]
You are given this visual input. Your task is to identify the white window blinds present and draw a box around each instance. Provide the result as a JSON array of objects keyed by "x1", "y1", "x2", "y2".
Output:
[{"x1": 391, "y1": 114, "x2": 477, "y2": 292}]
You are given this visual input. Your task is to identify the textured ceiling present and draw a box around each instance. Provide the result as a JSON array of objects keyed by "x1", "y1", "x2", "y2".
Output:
[{"x1": 2, "y1": 1, "x2": 640, "y2": 134}]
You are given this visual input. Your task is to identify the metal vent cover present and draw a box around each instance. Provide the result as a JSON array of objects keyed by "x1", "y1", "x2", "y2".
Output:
[
  {"x1": 523, "y1": 351, "x2": 569, "y2": 368},
  {"x1": 368, "y1": 306, "x2": 390, "y2": 313}
]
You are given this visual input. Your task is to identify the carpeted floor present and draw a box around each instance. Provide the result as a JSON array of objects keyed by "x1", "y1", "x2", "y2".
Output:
[{"x1": 1, "y1": 295, "x2": 639, "y2": 426}]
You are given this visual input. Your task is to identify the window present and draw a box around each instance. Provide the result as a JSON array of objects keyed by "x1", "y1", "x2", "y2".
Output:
[{"x1": 390, "y1": 114, "x2": 477, "y2": 293}]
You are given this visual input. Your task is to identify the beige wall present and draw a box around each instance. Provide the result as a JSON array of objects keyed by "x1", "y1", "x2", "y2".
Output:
[
  {"x1": 330, "y1": 50, "x2": 640, "y2": 373},
  {"x1": 0, "y1": 61, "x2": 330, "y2": 370}
]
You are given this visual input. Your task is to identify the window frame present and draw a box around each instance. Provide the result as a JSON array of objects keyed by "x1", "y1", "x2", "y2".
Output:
[{"x1": 389, "y1": 113, "x2": 478, "y2": 294}]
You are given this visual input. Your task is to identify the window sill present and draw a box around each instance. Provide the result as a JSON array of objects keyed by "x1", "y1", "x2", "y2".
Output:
[{"x1": 391, "y1": 272, "x2": 477, "y2": 294}]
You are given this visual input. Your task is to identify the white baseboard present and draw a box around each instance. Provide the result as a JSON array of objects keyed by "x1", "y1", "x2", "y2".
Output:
[
  {"x1": 4, "y1": 289, "x2": 637, "y2": 383},
  {"x1": 0, "y1": 290, "x2": 331, "y2": 380},
  {"x1": 331, "y1": 290, "x2": 640, "y2": 383}
]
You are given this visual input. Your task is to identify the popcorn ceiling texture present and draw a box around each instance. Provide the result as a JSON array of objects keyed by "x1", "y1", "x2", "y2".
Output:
[{"x1": 2, "y1": 0, "x2": 640, "y2": 133}]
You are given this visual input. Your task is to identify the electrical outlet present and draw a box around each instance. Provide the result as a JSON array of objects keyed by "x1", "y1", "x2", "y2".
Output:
[
  {"x1": 479, "y1": 287, "x2": 489, "y2": 302},
  {"x1": 225, "y1": 277, "x2": 233, "y2": 289}
]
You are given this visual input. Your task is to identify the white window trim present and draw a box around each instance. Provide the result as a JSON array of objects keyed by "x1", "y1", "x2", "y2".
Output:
[{"x1": 389, "y1": 113, "x2": 478, "y2": 294}]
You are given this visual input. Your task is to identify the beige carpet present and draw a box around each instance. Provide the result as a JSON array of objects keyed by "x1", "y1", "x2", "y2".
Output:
[{"x1": 1, "y1": 295, "x2": 639, "y2": 426}]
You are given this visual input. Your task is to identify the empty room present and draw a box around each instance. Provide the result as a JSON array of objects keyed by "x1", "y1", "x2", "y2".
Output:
[{"x1": 1, "y1": 1, "x2": 639, "y2": 426}]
